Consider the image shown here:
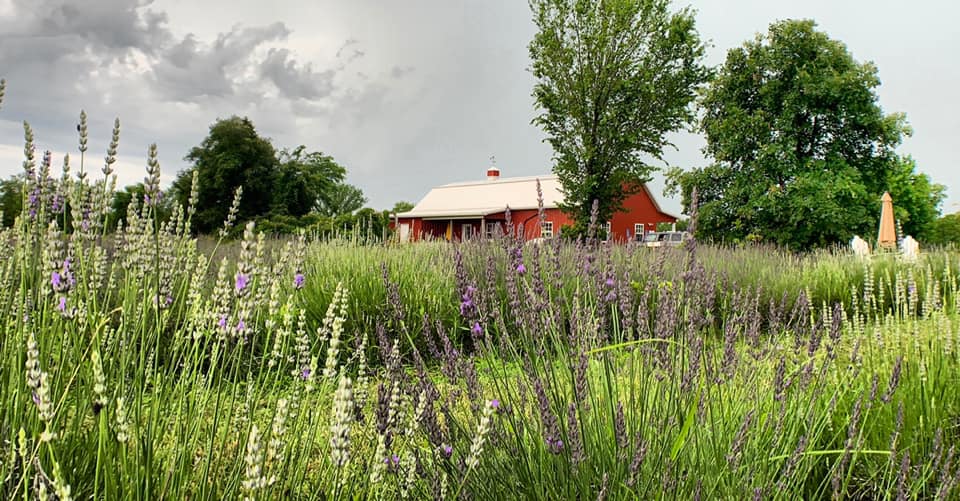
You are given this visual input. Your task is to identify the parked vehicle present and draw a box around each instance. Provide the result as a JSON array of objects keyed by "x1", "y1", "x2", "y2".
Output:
[{"x1": 641, "y1": 231, "x2": 691, "y2": 247}]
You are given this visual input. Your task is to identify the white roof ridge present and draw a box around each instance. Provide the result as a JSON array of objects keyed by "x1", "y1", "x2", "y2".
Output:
[{"x1": 439, "y1": 174, "x2": 559, "y2": 188}]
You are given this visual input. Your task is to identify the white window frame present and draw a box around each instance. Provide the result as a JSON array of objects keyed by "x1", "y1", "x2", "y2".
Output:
[
  {"x1": 462, "y1": 223, "x2": 473, "y2": 239},
  {"x1": 634, "y1": 223, "x2": 645, "y2": 242},
  {"x1": 540, "y1": 221, "x2": 554, "y2": 238},
  {"x1": 485, "y1": 221, "x2": 498, "y2": 239},
  {"x1": 601, "y1": 221, "x2": 612, "y2": 241}
]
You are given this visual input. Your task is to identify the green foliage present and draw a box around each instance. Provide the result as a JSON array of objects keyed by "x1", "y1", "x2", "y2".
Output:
[
  {"x1": 886, "y1": 156, "x2": 946, "y2": 241},
  {"x1": 316, "y1": 182, "x2": 366, "y2": 217},
  {"x1": 107, "y1": 183, "x2": 173, "y2": 231},
  {"x1": 677, "y1": 20, "x2": 943, "y2": 250},
  {"x1": 172, "y1": 116, "x2": 279, "y2": 234},
  {"x1": 390, "y1": 201, "x2": 415, "y2": 214},
  {"x1": 273, "y1": 146, "x2": 347, "y2": 217},
  {"x1": 0, "y1": 175, "x2": 22, "y2": 227},
  {"x1": 528, "y1": 0, "x2": 709, "y2": 233},
  {"x1": 929, "y1": 213, "x2": 960, "y2": 245},
  {"x1": 250, "y1": 209, "x2": 389, "y2": 242},
  {"x1": 656, "y1": 219, "x2": 688, "y2": 232},
  {"x1": 172, "y1": 118, "x2": 355, "y2": 235}
]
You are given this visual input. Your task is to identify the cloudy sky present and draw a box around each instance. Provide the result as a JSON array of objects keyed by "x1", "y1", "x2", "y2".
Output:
[{"x1": 1, "y1": 0, "x2": 957, "y2": 215}]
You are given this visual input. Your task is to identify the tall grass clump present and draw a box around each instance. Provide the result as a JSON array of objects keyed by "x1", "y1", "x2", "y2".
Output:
[{"x1": 0, "y1": 85, "x2": 957, "y2": 499}]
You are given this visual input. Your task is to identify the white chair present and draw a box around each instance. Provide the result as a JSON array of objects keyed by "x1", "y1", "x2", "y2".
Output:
[
  {"x1": 850, "y1": 235, "x2": 870, "y2": 258},
  {"x1": 900, "y1": 235, "x2": 919, "y2": 262}
]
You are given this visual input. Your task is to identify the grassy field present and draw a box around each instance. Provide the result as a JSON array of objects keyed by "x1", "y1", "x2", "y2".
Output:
[{"x1": 1, "y1": 171, "x2": 959, "y2": 500}]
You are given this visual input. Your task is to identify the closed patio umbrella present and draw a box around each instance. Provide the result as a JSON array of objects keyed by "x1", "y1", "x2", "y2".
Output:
[{"x1": 877, "y1": 191, "x2": 896, "y2": 249}]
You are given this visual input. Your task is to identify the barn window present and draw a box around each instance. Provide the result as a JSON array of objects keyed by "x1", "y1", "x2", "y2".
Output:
[
  {"x1": 634, "y1": 223, "x2": 645, "y2": 241},
  {"x1": 540, "y1": 221, "x2": 554, "y2": 238}
]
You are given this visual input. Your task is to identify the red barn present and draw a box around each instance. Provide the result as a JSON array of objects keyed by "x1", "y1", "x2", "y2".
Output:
[{"x1": 394, "y1": 166, "x2": 677, "y2": 242}]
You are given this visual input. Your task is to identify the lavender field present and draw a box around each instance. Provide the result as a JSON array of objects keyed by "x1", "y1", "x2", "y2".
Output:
[{"x1": 1, "y1": 86, "x2": 960, "y2": 500}]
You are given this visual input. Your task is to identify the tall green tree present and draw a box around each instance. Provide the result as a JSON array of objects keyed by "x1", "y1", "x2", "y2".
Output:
[
  {"x1": 673, "y1": 19, "x2": 943, "y2": 249},
  {"x1": 529, "y1": 0, "x2": 708, "y2": 233},
  {"x1": 172, "y1": 116, "x2": 278, "y2": 234},
  {"x1": 316, "y1": 182, "x2": 366, "y2": 217},
  {"x1": 273, "y1": 146, "x2": 347, "y2": 217},
  {"x1": 929, "y1": 213, "x2": 960, "y2": 245},
  {"x1": 390, "y1": 201, "x2": 415, "y2": 214},
  {"x1": 886, "y1": 156, "x2": 945, "y2": 242}
]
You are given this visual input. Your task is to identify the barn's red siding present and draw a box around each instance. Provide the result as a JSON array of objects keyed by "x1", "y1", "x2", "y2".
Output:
[
  {"x1": 609, "y1": 186, "x2": 676, "y2": 242},
  {"x1": 394, "y1": 184, "x2": 674, "y2": 243}
]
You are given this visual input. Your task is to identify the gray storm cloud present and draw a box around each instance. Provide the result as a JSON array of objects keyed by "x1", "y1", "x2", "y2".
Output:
[{"x1": 260, "y1": 48, "x2": 336, "y2": 101}]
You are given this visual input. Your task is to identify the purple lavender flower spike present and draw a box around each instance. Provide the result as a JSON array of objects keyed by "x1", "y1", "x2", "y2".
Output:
[
  {"x1": 293, "y1": 273, "x2": 305, "y2": 289},
  {"x1": 471, "y1": 321, "x2": 483, "y2": 337},
  {"x1": 442, "y1": 444, "x2": 453, "y2": 457},
  {"x1": 460, "y1": 285, "x2": 477, "y2": 317},
  {"x1": 51, "y1": 271, "x2": 61, "y2": 290},
  {"x1": 236, "y1": 319, "x2": 246, "y2": 332},
  {"x1": 218, "y1": 314, "x2": 228, "y2": 329},
  {"x1": 516, "y1": 263, "x2": 526, "y2": 275},
  {"x1": 235, "y1": 273, "x2": 249, "y2": 292},
  {"x1": 490, "y1": 399, "x2": 501, "y2": 411},
  {"x1": 301, "y1": 367, "x2": 311, "y2": 380},
  {"x1": 32, "y1": 392, "x2": 40, "y2": 406},
  {"x1": 547, "y1": 438, "x2": 564, "y2": 453},
  {"x1": 57, "y1": 296, "x2": 67, "y2": 312}
]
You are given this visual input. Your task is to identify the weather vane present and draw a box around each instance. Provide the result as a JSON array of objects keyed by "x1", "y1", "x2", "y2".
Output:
[{"x1": 490, "y1": 155, "x2": 496, "y2": 167}]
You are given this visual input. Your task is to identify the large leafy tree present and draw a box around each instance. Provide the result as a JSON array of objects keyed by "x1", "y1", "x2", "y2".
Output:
[
  {"x1": 273, "y1": 146, "x2": 347, "y2": 217},
  {"x1": 316, "y1": 182, "x2": 367, "y2": 217},
  {"x1": 172, "y1": 116, "x2": 278, "y2": 234},
  {"x1": 929, "y1": 213, "x2": 960, "y2": 245},
  {"x1": 885, "y1": 156, "x2": 945, "y2": 242},
  {"x1": 674, "y1": 19, "x2": 943, "y2": 249},
  {"x1": 390, "y1": 201, "x2": 415, "y2": 214},
  {"x1": 529, "y1": 0, "x2": 708, "y2": 233}
]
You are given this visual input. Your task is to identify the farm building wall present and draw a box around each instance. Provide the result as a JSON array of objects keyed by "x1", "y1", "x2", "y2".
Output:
[
  {"x1": 394, "y1": 185, "x2": 675, "y2": 242},
  {"x1": 608, "y1": 188, "x2": 677, "y2": 242}
]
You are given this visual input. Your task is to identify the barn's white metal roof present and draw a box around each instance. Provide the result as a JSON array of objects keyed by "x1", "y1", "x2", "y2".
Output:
[
  {"x1": 396, "y1": 173, "x2": 673, "y2": 219},
  {"x1": 396, "y1": 175, "x2": 564, "y2": 219}
]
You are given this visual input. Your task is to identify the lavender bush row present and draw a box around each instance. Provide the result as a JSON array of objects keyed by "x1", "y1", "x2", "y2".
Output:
[{"x1": 301, "y1": 231, "x2": 958, "y2": 355}]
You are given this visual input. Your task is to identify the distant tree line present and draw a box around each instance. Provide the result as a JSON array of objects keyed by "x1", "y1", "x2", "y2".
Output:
[
  {"x1": 168, "y1": 116, "x2": 384, "y2": 237},
  {"x1": 1, "y1": 116, "x2": 414, "y2": 240}
]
